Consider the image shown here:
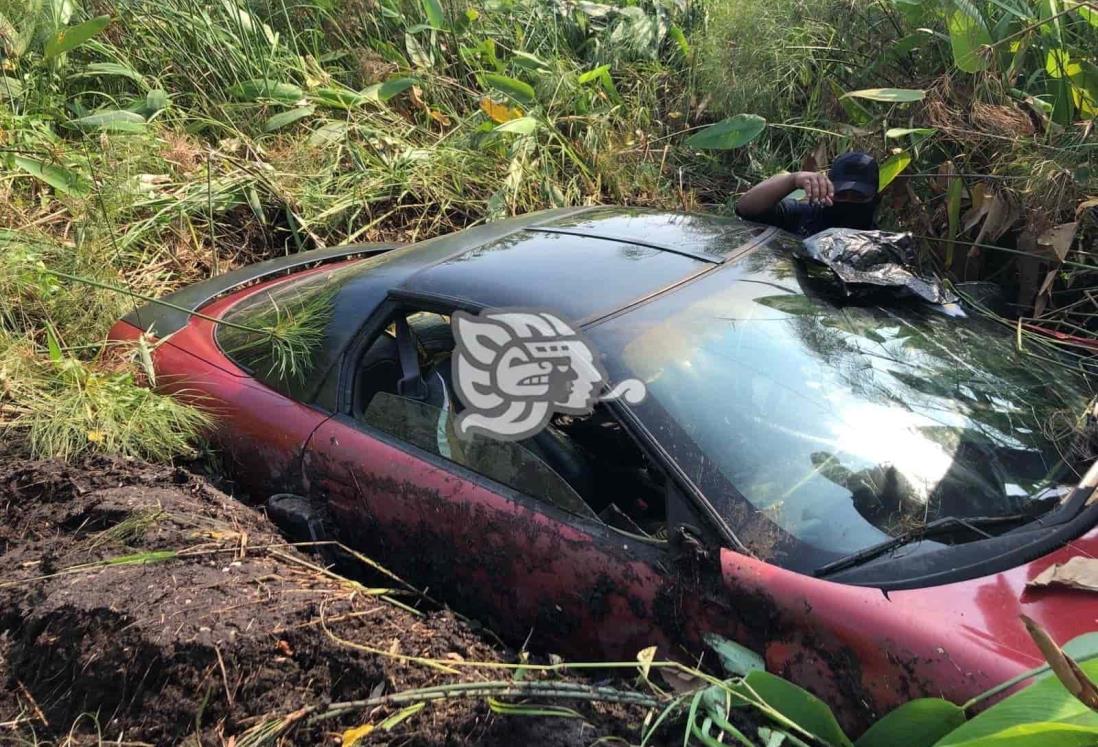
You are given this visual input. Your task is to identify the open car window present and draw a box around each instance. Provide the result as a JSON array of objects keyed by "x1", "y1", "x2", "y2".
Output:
[
  {"x1": 363, "y1": 392, "x2": 598, "y2": 520},
  {"x1": 347, "y1": 308, "x2": 670, "y2": 541}
]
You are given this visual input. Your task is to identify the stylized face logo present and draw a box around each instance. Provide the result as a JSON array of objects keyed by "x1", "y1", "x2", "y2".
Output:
[{"x1": 451, "y1": 309, "x2": 645, "y2": 440}]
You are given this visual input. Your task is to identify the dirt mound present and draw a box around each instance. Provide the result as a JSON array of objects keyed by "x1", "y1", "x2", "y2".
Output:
[{"x1": 0, "y1": 455, "x2": 645, "y2": 745}]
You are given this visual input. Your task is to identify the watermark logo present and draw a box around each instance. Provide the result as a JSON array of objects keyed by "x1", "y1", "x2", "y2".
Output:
[{"x1": 450, "y1": 309, "x2": 646, "y2": 440}]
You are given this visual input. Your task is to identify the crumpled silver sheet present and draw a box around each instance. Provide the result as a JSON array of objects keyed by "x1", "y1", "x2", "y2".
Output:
[{"x1": 798, "y1": 228, "x2": 959, "y2": 306}]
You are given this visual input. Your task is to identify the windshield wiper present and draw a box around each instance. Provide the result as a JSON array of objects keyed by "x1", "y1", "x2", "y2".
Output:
[{"x1": 814, "y1": 514, "x2": 1029, "y2": 579}]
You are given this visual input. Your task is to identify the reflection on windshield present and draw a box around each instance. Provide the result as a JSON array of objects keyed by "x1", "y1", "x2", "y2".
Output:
[{"x1": 591, "y1": 246, "x2": 1093, "y2": 572}]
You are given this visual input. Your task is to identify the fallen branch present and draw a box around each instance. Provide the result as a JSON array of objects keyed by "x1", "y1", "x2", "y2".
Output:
[{"x1": 234, "y1": 680, "x2": 663, "y2": 746}]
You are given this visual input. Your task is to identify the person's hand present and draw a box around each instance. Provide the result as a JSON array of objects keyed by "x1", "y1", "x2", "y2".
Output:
[{"x1": 793, "y1": 171, "x2": 834, "y2": 206}]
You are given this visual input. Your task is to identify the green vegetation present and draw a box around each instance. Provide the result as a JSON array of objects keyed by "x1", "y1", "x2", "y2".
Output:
[
  {"x1": 0, "y1": 0, "x2": 1094, "y2": 457},
  {"x1": 233, "y1": 614, "x2": 1098, "y2": 746},
  {"x1": 1, "y1": 330, "x2": 211, "y2": 460},
  {"x1": 0, "y1": 1, "x2": 1095, "y2": 737}
]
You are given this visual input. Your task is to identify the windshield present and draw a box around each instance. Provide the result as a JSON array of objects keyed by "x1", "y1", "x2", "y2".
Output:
[{"x1": 590, "y1": 245, "x2": 1094, "y2": 573}]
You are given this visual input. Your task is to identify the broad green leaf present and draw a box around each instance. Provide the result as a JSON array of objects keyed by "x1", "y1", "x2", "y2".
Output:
[
  {"x1": 77, "y1": 62, "x2": 146, "y2": 87},
  {"x1": 378, "y1": 76, "x2": 416, "y2": 101},
  {"x1": 229, "y1": 79, "x2": 303, "y2": 103},
  {"x1": 44, "y1": 15, "x2": 111, "y2": 60},
  {"x1": 1046, "y1": 49, "x2": 1072, "y2": 78},
  {"x1": 481, "y1": 72, "x2": 535, "y2": 105},
  {"x1": 936, "y1": 658, "x2": 1098, "y2": 747},
  {"x1": 46, "y1": 325, "x2": 63, "y2": 364},
  {"x1": 1067, "y1": 59, "x2": 1098, "y2": 117},
  {"x1": 878, "y1": 150, "x2": 912, "y2": 190},
  {"x1": 1050, "y1": 76, "x2": 1075, "y2": 126},
  {"x1": 129, "y1": 88, "x2": 170, "y2": 118},
  {"x1": 578, "y1": 64, "x2": 611, "y2": 85},
  {"x1": 704, "y1": 633, "x2": 764, "y2": 677},
  {"x1": 669, "y1": 23, "x2": 689, "y2": 58},
  {"x1": 512, "y1": 50, "x2": 549, "y2": 72},
  {"x1": 482, "y1": 37, "x2": 499, "y2": 70},
  {"x1": 830, "y1": 79, "x2": 872, "y2": 125},
  {"x1": 843, "y1": 88, "x2": 926, "y2": 102},
  {"x1": 1063, "y1": 632, "x2": 1098, "y2": 661},
  {"x1": 377, "y1": 0, "x2": 403, "y2": 20},
  {"x1": 937, "y1": 720, "x2": 1098, "y2": 747},
  {"x1": 1068, "y1": 0, "x2": 1098, "y2": 28},
  {"x1": 854, "y1": 699, "x2": 964, "y2": 747},
  {"x1": 264, "y1": 105, "x2": 315, "y2": 132},
  {"x1": 685, "y1": 114, "x2": 767, "y2": 150},
  {"x1": 13, "y1": 155, "x2": 88, "y2": 196},
  {"x1": 421, "y1": 0, "x2": 446, "y2": 28},
  {"x1": 311, "y1": 85, "x2": 368, "y2": 109},
  {"x1": 308, "y1": 120, "x2": 348, "y2": 147},
  {"x1": 947, "y1": 9, "x2": 991, "y2": 73},
  {"x1": 737, "y1": 671, "x2": 852, "y2": 747},
  {"x1": 495, "y1": 116, "x2": 538, "y2": 135},
  {"x1": 68, "y1": 109, "x2": 146, "y2": 133},
  {"x1": 360, "y1": 77, "x2": 416, "y2": 103},
  {"x1": 885, "y1": 127, "x2": 937, "y2": 138},
  {"x1": 598, "y1": 69, "x2": 621, "y2": 104}
]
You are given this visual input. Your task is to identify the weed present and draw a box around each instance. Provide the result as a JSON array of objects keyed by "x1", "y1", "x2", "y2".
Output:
[{"x1": 1, "y1": 330, "x2": 211, "y2": 461}]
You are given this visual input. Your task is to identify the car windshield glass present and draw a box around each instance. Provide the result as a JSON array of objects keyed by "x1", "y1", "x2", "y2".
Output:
[{"x1": 589, "y1": 245, "x2": 1095, "y2": 573}]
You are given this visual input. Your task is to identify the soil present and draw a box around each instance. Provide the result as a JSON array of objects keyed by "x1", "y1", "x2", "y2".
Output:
[{"x1": 0, "y1": 454, "x2": 648, "y2": 746}]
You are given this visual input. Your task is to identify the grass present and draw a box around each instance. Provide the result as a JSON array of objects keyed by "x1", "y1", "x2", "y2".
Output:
[
  {"x1": 0, "y1": 1, "x2": 1093, "y2": 451},
  {"x1": 1, "y1": 330, "x2": 211, "y2": 461}
]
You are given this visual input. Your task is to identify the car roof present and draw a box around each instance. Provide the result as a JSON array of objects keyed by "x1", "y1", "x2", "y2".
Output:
[
  {"x1": 394, "y1": 207, "x2": 775, "y2": 323},
  {"x1": 205, "y1": 207, "x2": 781, "y2": 407}
]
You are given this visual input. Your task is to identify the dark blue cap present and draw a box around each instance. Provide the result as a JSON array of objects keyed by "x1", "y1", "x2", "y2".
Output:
[{"x1": 829, "y1": 151, "x2": 879, "y2": 198}]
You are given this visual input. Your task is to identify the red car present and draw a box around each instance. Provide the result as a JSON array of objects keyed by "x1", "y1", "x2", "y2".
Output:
[{"x1": 110, "y1": 207, "x2": 1098, "y2": 733}]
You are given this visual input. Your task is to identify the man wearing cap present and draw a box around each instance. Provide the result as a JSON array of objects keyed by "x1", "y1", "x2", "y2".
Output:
[{"x1": 735, "y1": 151, "x2": 880, "y2": 237}]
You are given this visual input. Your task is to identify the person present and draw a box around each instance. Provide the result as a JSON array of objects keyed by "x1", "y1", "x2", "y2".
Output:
[{"x1": 735, "y1": 151, "x2": 880, "y2": 237}]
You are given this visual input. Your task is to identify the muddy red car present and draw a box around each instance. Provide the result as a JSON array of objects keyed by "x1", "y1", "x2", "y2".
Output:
[{"x1": 110, "y1": 207, "x2": 1098, "y2": 732}]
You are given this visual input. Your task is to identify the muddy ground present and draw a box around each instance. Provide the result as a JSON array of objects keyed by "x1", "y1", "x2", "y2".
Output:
[{"x1": 0, "y1": 455, "x2": 650, "y2": 745}]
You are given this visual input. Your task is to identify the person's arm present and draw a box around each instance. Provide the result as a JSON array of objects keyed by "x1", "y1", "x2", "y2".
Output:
[{"x1": 735, "y1": 171, "x2": 834, "y2": 218}]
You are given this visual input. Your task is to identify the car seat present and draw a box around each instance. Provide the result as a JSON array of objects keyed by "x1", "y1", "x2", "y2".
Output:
[
  {"x1": 421, "y1": 356, "x2": 596, "y2": 501},
  {"x1": 354, "y1": 331, "x2": 401, "y2": 416}
]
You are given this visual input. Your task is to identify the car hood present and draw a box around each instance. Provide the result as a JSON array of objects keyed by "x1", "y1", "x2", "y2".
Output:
[{"x1": 717, "y1": 518, "x2": 1098, "y2": 720}]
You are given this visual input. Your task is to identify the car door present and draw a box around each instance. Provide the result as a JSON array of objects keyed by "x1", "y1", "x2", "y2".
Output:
[{"x1": 301, "y1": 311, "x2": 676, "y2": 660}]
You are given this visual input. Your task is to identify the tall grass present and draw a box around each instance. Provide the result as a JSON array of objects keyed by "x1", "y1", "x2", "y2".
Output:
[
  {"x1": 0, "y1": 331, "x2": 211, "y2": 460},
  {"x1": 0, "y1": 0, "x2": 1094, "y2": 460}
]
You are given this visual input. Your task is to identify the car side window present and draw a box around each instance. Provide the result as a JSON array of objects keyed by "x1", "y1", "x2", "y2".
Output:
[
  {"x1": 348, "y1": 307, "x2": 668, "y2": 540},
  {"x1": 217, "y1": 260, "x2": 379, "y2": 401},
  {"x1": 362, "y1": 391, "x2": 598, "y2": 520}
]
